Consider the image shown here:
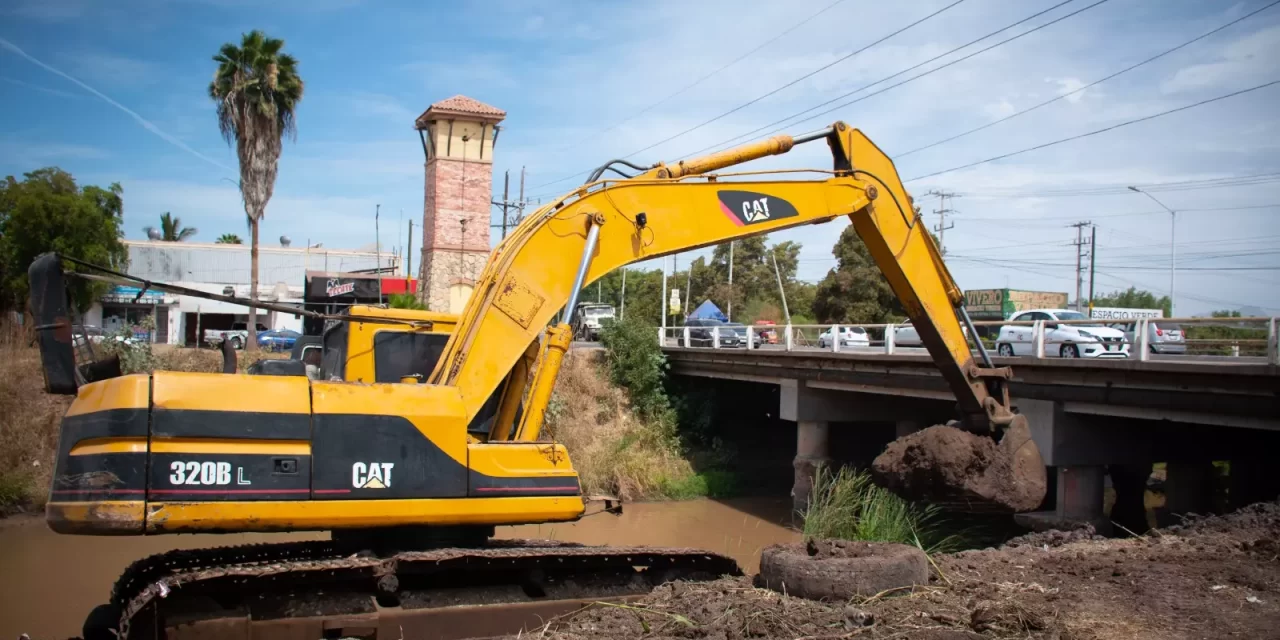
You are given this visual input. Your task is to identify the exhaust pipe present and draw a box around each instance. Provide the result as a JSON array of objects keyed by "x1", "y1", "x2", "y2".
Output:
[{"x1": 28, "y1": 253, "x2": 121, "y2": 393}]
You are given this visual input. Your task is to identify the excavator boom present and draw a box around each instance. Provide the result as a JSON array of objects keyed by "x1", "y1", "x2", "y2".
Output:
[{"x1": 435, "y1": 123, "x2": 1016, "y2": 440}]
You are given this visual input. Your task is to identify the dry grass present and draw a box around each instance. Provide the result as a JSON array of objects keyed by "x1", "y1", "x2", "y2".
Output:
[
  {"x1": 0, "y1": 327, "x2": 287, "y2": 514},
  {"x1": 0, "y1": 323, "x2": 70, "y2": 514},
  {"x1": 543, "y1": 350, "x2": 699, "y2": 501}
]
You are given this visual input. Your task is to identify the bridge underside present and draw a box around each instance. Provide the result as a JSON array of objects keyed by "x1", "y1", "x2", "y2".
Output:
[{"x1": 665, "y1": 349, "x2": 1280, "y2": 532}]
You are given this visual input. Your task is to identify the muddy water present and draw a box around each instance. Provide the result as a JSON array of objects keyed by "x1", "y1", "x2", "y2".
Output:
[{"x1": 0, "y1": 498, "x2": 797, "y2": 639}]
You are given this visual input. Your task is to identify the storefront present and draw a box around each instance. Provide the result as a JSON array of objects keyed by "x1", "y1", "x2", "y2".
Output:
[
  {"x1": 302, "y1": 272, "x2": 417, "y2": 335},
  {"x1": 88, "y1": 285, "x2": 179, "y2": 343}
]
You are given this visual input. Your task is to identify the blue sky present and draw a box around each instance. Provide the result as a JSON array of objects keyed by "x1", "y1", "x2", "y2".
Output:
[{"x1": 1, "y1": 0, "x2": 1278, "y2": 315}]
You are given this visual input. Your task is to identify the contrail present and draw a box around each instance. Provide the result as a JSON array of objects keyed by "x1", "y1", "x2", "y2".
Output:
[{"x1": 0, "y1": 37, "x2": 235, "y2": 173}]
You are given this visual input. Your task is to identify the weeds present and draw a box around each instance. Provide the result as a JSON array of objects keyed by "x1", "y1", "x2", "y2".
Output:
[{"x1": 802, "y1": 465, "x2": 963, "y2": 553}]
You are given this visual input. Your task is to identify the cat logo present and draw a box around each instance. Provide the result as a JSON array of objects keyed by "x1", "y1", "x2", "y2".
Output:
[
  {"x1": 716, "y1": 190, "x2": 799, "y2": 227},
  {"x1": 352, "y1": 462, "x2": 395, "y2": 489}
]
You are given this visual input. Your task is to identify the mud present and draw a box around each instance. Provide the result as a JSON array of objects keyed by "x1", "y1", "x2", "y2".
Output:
[
  {"x1": 871, "y1": 425, "x2": 1044, "y2": 512},
  {"x1": 0, "y1": 498, "x2": 797, "y2": 639},
  {"x1": 536, "y1": 501, "x2": 1280, "y2": 640}
]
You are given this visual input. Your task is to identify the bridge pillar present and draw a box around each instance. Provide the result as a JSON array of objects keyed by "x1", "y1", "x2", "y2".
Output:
[
  {"x1": 895, "y1": 420, "x2": 921, "y2": 438},
  {"x1": 792, "y1": 420, "x2": 830, "y2": 514},
  {"x1": 1159, "y1": 461, "x2": 1214, "y2": 526},
  {"x1": 1015, "y1": 466, "x2": 1108, "y2": 534}
]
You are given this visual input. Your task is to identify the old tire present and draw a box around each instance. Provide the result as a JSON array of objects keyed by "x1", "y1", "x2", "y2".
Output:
[
  {"x1": 758, "y1": 540, "x2": 929, "y2": 601},
  {"x1": 230, "y1": 336, "x2": 243, "y2": 350}
]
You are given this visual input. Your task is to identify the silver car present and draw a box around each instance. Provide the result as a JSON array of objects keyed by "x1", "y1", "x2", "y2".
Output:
[{"x1": 1111, "y1": 320, "x2": 1186, "y2": 355}]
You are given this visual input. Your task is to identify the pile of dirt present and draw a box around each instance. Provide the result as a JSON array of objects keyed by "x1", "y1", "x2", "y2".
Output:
[
  {"x1": 533, "y1": 502, "x2": 1280, "y2": 639},
  {"x1": 871, "y1": 423, "x2": 1045, "y2": 512}
]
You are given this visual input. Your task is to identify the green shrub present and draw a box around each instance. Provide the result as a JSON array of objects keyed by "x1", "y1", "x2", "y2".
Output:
[
  {"x1": 598, "y1": 316, "x2": 675, "y2": 428},
  {"x1": 803, "y1": 465, "x2": 961, "y2": 553}
]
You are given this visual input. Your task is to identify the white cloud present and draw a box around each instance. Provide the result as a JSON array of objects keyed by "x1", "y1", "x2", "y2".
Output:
[
  {"x1": 1161, "y1": 24, "x2": 1280, "y2": 94},
  {"x1": 0, "y1": 140, "x2": 109, "y2": 166},
  {"x1": 60, "y1": 51, "x2": 161, "y2": 87},
  {"x1": 982, "y1": 99, "x2": 1016, "y2": 119},
  {"x1": 345, "y1": 92, "x2": 416, "y2": 121},
  {"x1": 1050, "y1": 77, "x2": 1088, "y2": 103}
]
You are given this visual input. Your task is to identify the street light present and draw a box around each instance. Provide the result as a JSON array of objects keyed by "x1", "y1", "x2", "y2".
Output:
[{"x1": 1127, "y1": 186, "x2": 1176, "y2": 317}]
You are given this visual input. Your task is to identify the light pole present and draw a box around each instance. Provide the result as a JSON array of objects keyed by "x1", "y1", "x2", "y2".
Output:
[{"x1": 1127, "y1": 186, "x2": 1176, "y2": 317}]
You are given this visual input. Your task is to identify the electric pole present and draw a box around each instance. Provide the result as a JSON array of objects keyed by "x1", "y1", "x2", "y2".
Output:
[
  {"x1": 1069, "y1": 221, "x2": 1092, "y2": 312},
  {"x1": 491, "y1": 166, "x2": 529, "y2": 239},
  {"x1": 924, "y1": 190, "x2": 959, "y2": 254},
  {"x1": 684, "y1": 257, "x2": 692, "y2": 317},
  {"x1": 1087, "y1": 225, "x2": 1097, "y2": 315},
  {"x1": 727, "y1": 241, "x2": 735, "y2": 321}
]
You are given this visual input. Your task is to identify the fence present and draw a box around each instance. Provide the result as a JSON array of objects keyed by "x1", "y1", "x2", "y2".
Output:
[{"x1": 658, "y1": 316, "x2": 1279, "y2": 365}]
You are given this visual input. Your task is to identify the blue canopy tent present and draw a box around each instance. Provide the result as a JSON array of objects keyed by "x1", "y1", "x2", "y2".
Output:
[{"x1": 687, "y1": 300, "x2": 728, "y2": 322}]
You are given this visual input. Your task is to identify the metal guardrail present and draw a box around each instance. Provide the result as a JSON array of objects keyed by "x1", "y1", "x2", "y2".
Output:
[{"x1": 659, "y1": 316, "x2": 1280, "y2": 365}]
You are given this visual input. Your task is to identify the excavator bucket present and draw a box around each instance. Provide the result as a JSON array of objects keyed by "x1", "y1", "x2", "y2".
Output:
[{"x1": 871, "y1": 416, "x2": 1047, "y2": 513}]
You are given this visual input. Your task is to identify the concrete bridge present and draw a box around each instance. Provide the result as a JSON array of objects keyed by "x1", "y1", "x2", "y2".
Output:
[{"x1": 664, "y1": 347, "x2": 1280, "y2": 532}]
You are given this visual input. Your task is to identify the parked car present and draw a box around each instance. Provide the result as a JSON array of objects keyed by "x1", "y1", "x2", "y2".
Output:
[
  {"x1": 996, "y1": 309, "x2": 1129, "y2": 358},
  {"x1": 1108, "y1": 319, "x2": 1186, "y2": 355},
  {"x1": 71, "y1": 325, "x2": 106, "y2": 345},
  {"x1": 257, "y1": 329, "x2": 302, "y2": 352},
  {"x1": 724, "y1": 322, "x2": 764, "y2": 348},
  {"x1": 204, "y1": 322, "x2": 269, "y2": 349},
  {"x1": 678, "y1": 318, "x2": 742, "y2": 348},
  {"x1": 893, "y1": 320, "x2": 970, "y2": 347},
  {"x1": 817, "y1": 326, "x2": 870, "y2": 349}
]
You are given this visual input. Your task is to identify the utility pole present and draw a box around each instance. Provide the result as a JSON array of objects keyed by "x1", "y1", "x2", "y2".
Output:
[
  {"x1": 1127, "y1": 186, "x2": 1176, "y2": 316},
  {"x1": 1069, "y1": 221, "x2": 1092, "y2": 312},
  {"x1": 1087, "y1": 225, "x2": 1097, "y2": 316},
  {"x1": 375, "y1": 204, "x2": 383, "y2": 303},
  {"x1": 661, "y1": 256, "x2": 669, "y2": 338},
  {"x1": 727, "y1": 241, "x2": 735, "y2": 321},
  {"x1": 500, "y1": 170, "x2": 510, "y2": 239},
  {"x1": 684, "y1": 257, "x2": 692, "y2": 317},
  {"x1": 406, "y1": 220, "x2": 414, "y2": 278},
  {"x1": 673, "y1": 254, "x2": 679, "y2": 320},
  {"x1": 620, "y1": 268, "x2": 626, "y2": 319},
  {"x1": 924, "y1": 190, "x2": 959, "y2": 254},
  {"x1": 771, "y1": 251, "x2": 791, "y2": 324}
]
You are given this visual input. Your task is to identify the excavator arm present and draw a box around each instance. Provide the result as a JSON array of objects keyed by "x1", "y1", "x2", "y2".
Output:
[{"x1": 432, "y1": 123, "x2": 1016, "y2": 441}]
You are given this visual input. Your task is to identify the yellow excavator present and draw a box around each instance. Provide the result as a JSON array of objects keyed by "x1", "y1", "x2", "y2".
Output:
[{"x1": 29, "y1": 123, "x2": 1045, "y2": 639}]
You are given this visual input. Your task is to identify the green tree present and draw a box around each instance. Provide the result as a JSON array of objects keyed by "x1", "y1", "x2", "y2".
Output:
[
  {"x1": 145, "y1": 212, "x2": 197, "y2": 241},
  {"x1": 215, "y1": 233, "x2": 243, "y2": 244},
  {"x1": 1091, "y1": 287, "x2": 1171, "y2": 317},
  {"x1": 211, "y1": 30, "x2": 304, "y2": 352},
  {"x1": 388, "y1": 292, "x2": 426, "y2": 310},
  {"x1": 0, "y1": 167, "x2": 128, "y2": 311},
  {"x1": 812, "y1": 225, "x2": 900, "y2": 323},
  {"x1": 1211, "y1": 309, "x2": 1241, "y2": 318}
]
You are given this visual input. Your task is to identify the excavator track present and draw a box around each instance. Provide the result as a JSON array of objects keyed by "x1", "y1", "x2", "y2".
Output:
[{"x1": 98, "y1": 539, "x2": 741, "y2": 639}]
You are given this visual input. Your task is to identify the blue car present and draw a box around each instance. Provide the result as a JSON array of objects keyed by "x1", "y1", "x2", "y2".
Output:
[{"x1": 256, "y1": 329, "x2": 301, "y2": 352}]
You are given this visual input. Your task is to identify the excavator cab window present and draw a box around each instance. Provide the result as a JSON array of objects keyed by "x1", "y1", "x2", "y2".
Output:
[
  {"x1": 320, "y1": 323, "x2": 347, "y2": 381},
  {"x1": 372, "y1": 331, "x2": 449, "y2": 383}
]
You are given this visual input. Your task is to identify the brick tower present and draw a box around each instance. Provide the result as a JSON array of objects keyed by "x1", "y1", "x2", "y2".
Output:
[{"x1": 413, "y1": 95, "x2": 505, "y2": 312}]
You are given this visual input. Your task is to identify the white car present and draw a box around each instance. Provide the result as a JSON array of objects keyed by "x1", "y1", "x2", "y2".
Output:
[
  {"x1": 893, "y1": 321, "x2": 968, "y2": 347},
  {"x1": 817, "y1": 326, "x2": 870, "y2": 349},
  {"x1": 996, "y1": 309, "x2": 1129, "y2": 358}
]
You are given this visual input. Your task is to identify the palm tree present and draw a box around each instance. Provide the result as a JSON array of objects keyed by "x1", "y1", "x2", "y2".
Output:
[
  {"x1": 216, "y1": 233, "x2": 243, "y2": 244},
  {"x1": 210, "y1": 30, "x2": 304, "y2": 352},
  {"x1": 144, "y1": 212, "x2": 197, "y2": 241}
]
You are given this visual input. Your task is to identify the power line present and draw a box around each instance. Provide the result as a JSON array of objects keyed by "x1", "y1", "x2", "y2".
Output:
[
  {"x1": 672, "y1": 0, "x2": 1106, "y2": 162},
  {"x1": 525, "y1": 0, "x2": 965, "y2": 194},
  {"x1": 907, "y1": 78, "x2": 1280, "y2": 182},
  {"x1": 959, "y1": 173, "x2": 1280, "y2": 199},
  {"x1": 897, "y1": 0, "x2": 1280, "y2": 157},
  {"x1": 548, "y1": 0, "x2": 850, "y2": 156}
]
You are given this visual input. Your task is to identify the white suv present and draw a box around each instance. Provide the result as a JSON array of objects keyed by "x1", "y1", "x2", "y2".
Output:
[{"x1": 996, "y1": 309, "x2": 1129, "y2": 358}]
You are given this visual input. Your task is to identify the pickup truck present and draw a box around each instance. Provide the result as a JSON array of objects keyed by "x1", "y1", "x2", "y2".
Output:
[{"x1": 203, "y1": 322, "x2": 268, "y2": 349}]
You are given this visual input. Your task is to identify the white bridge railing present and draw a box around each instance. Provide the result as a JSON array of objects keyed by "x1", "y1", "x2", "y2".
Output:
[{"x1": 658, "y1": 316, "x2": 1280, "y2": 365}]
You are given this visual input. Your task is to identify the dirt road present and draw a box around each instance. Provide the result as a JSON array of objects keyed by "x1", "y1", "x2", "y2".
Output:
[{"x1": 536, "y1": 502, "x2": 1280, "y2": 639}]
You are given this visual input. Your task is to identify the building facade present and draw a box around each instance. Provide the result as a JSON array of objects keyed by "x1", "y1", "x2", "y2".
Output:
[
  {"x1": 413, "y1": 95, "x2": 505, "y2": 313},
  {"x1": 83, "y1": 239, "x2": 398, "y2": 345}
]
